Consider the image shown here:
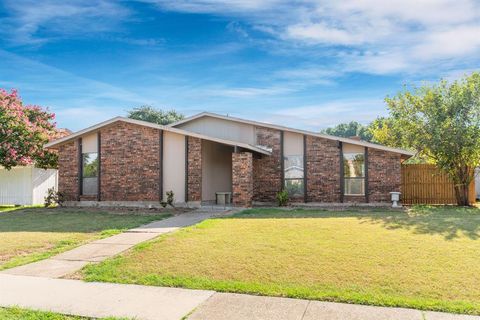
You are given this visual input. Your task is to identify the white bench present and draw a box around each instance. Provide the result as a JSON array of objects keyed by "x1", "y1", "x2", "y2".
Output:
[{"x1": 215, "y1": 192, "x2": 232, "y2": 205}]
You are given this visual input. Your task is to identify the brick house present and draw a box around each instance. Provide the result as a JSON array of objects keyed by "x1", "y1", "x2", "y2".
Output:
[{"x1": 45, "y1": 112, "x2": 413, "y2": 207}]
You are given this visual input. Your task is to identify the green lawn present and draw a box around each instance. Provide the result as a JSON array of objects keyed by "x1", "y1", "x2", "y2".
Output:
[
  {"x1": 0, "y1": 205, "x2": 40, "y2": 213},
  {"x1": 83, "y1": 206, "x2": 480, "y2": 315},
  {"x1": 0, "y1": 307, "x2": 125, "y2": 319},
  {"x1": 0, "y1": 207, "x2": 171, "y2": 270}
]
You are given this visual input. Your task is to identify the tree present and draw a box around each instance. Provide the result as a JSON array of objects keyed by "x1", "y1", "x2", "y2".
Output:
[
  {"x1": 127, "y1": 105, "x2": 184, "y2": 125},
  {"x1": 322, "y1": 121, "x2": 373, "y2": 142},
  {"x1": 0, "y1": 89, "x2": 62, "y2": 170},
  {"x1": 371, "y1": 72, "x2": 480, "y2": 206}
]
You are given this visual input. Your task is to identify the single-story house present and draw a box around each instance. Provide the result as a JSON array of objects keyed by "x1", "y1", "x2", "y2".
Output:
[
  {"x1": 0, "y1": 166, "x2": 58, "y2": 206},
  {"x1": 45, "y1": 112, "x2": 414, "y2": 207}
]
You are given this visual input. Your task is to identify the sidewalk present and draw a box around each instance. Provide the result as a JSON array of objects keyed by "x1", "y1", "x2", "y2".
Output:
[
  {"x1": 1, "y1": 209, "x2": 224, "y2": 278},
  {"x1": 189, "y1": 292, "x2": 480, "y2": 320},
  {"x1": 1, "y1": 274, "x2": 478, "y2": 320},
  {"x1": 0, "y1": 274, "x2": 214, "y2": 320}
]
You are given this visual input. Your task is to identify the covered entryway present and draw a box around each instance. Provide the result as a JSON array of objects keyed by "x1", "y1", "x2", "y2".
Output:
[{"x1": 201, "y1": 140, "x2": 234, "y2": 204}]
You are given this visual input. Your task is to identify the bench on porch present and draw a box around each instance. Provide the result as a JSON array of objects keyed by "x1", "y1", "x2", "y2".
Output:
[{"x1": 215, "y1": 192, "x2": 232, "y2": 205}]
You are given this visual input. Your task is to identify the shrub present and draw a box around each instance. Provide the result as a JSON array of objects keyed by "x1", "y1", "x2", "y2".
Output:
[
  {"x1": 276, "y1": 189, "x2": 289, "y2": 207},
  {"x1": 166, "y1": 190, "x2": 175, "y2": 207},
  {"x1": 44, "y1": 187, "x2": 65, "y2": 207}
]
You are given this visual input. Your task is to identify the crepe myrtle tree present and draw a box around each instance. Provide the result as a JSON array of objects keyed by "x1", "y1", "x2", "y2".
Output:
[
  {"x1": 0, "y1": 89, "x2": 61, "y2": 170},
  {"x1": 371, "y1": 72, "x2": 480, "y2": 206},
  {"x1": 127, "y1": 105, "x2": 184, "y2": 125}
]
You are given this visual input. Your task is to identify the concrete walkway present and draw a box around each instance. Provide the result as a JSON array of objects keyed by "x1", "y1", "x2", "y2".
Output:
[
  {"x1": 1, "y1": 274, "x2": 478, "y2": 320},
  {"x1": 1, "y1": 209, "x2": 225, "y2": 278},
  {"x1": 0, "y1": 274, "x2": 214, "y2": 320},
  {"x1": 189, "y1": 292, "x2": 480, "y2": 320}
]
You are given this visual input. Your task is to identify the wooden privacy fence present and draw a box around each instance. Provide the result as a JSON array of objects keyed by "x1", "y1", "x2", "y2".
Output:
[{"x1": 401, "y1": 164, "x2": 476, "y2": 205}]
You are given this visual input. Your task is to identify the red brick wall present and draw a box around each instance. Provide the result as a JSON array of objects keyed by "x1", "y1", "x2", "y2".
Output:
[
  {"x1": 100, "y1": 122, "x2": 161, "y2": 201},
  {"x1": 253, "y1": 127, "x2": 282, "y2": 202},
  {"x1": 58, "y1": 140, "x2": 79, "y2": 201},
  {"x1": 305, "y1": 135, "x2": 341, "y2": 202},
  {"x1": 187, "y1": 137, "x2": 202, "y2": 202},
  {"x1": 232, "y1": 152, "x2": 253, "y2": 207},
  {"x1": 343, "y1": 195, "x2": 366, "y2": 203},
  {"x1": 368, "y1": 148, "x2": 402, "y2": 202}
]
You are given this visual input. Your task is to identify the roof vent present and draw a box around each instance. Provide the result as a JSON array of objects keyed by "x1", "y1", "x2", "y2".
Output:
[{"x1": 349, "y1": 136, "x2": 361, "y2": 141}]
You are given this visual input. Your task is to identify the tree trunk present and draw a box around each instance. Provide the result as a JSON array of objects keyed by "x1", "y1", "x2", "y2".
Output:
[{"x1": 454, "y1": 183, "x2": 470, "y2": 206}]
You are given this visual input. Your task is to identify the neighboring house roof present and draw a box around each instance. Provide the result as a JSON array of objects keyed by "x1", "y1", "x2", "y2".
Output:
[
  {"x1": 44, "y1": 117, "x2": 271, "y2": 156},
  {"x1": 170, "y1": 112, "x2": 415, "y2": 156}
]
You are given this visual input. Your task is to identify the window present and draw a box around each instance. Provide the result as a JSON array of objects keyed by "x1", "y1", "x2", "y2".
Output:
[
  {"x1": 82, "y1": 152, "x2": 98, "y2": 195},
  {"x1": 343, "y1": 152, "x2": 365, "y2": 195},
  {"x1": 284, "y1": 155, "x2": 304, "y2": 196}
]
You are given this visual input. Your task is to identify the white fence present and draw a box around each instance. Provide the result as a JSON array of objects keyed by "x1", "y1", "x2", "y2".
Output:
[{"x1": 0, "y1": 166, "x2": 58, "y2": 205}]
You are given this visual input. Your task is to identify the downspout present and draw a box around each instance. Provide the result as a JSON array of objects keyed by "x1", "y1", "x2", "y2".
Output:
[
  {"x1": 97, "y1": 132, "x2": 101, "y2": 201},
  {"x1": 365, "y1": 147, "x2": 369, "y2": 203},
  {"x1": 77, "y1": 138, "x2": 82, "y2": 201},
  {"x1": 185, "y1": 135, "x2": 189, "y2": 203},
  {"x1": 159, "y1": 130, "x2": 164, "y2": 202},
  {"x1": 303, "y1": 134, "x2": 308, "y2": 203},
  {"x1": 339, "y1": 141, "x2": 344, "y2": 203},
  {"x1": 280, "y1": 131, "x2": 284, "y2": 191}
]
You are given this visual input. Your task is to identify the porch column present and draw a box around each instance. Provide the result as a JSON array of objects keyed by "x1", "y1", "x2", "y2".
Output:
[
  {"x1": 232, "y1": 152, "x2": 253, "y2": 207},
  {"x1": 186, "y1": 136, "x2": 202, "y2": 203}
]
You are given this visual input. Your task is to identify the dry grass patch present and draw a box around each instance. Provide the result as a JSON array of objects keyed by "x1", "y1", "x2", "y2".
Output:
[{"x1": 0, "y1": 207, "x2": 171, "y2": 270}]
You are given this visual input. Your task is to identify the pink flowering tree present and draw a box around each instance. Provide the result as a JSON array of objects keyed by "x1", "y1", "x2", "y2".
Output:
[{"x1": 0, "y1": 89, "x2": 62, "y2": 170}]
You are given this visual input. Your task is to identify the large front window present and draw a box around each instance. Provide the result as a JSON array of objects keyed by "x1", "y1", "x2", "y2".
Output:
[
  {"x1": 343, "y1": 153, "x2": 365, "y2": 195},
  {"x1": 284, "y1": 155, "x2": 304, "y2": 196},
  {"x1": 82, "y1": 152, "x2": 98, "y2": 195}
]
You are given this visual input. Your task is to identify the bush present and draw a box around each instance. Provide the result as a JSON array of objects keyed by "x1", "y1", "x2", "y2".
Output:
[
  {"x1": 276, "y1": 189, "x2": 289, "y2": 207},
  {"x1": 166, "y1": 190, "x2": 175, "y2": 206},
  {"x1": 44, "y1": 187, "x2": 65, "y2": 207}
]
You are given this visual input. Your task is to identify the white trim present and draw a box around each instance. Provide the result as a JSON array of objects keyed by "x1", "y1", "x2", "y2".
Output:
[
  {"x1": 45, "y1": 117, "x2": 271, "y2": 155},
  {"x1": 170, "y1": 112, "x2": 415, "y2": 156}
]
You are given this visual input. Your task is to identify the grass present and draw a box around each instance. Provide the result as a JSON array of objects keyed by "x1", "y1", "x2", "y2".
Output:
[
  {"x1": 0, "y1": 307, "x2": 127, "y2": 319},
  {"x1": 83, "y1": 206, "x2": 480, "y2": 315},
  {"x1": 0, "y1": 207, "x2": 172, "y2": 270},
  {"x1": 0, "y1": 205, "x2": 41, "y2": 213}
]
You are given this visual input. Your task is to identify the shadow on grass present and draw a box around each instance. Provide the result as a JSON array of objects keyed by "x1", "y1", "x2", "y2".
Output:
[
  {"x1": 231, "y1": 206, "x2": 480, "y2": 240},
  {"x1": 0, "y1": 207, "x2": 172, "y2": 233}
]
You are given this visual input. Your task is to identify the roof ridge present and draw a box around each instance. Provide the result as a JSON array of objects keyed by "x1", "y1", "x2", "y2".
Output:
[{"x1": 170, "y1": 112, "x2": 415, "y2": 156}]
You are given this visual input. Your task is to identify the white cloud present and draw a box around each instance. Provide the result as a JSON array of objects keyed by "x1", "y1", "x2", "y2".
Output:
[
  {"x1": 141, "y1": 0, "x2": 480, "y2": 75},
  {"x1": 3, "y1": 0, "x2": 479, "y2": 75},
  {"x1": 1, "y1": 0, "x2": 130, "y2": 44},
  {"x1": 204, "y1": 86, "x2": 294, "y2": 98},
  {"x1": 140, "y1": 0, "x2": 281, "y2": 14},
  {"x1": 412, "y1": 25, "x2": 480, "y2": 60},
  {"x1": 266, "y1": 99, "x2": 386, "y2": 130},
  {"x1": 0, "y1": 49, "x2": 148, "y2": 130},
  {"x1": 286, "y1": 23, "x2": 368, "y2": 46}
]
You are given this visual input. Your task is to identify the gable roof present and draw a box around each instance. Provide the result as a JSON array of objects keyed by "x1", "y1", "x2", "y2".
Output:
[
  {"x1": 170, "y1": 112, "x2": 415, "y2": 156},
  {"x1": 44, "y1": 117, "x2": 271, "y2": 155}
]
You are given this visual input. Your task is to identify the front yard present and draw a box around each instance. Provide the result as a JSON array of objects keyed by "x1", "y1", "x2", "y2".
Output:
[
  {"x1": 83, "y1": 206, "x2": 480, "y2": 315},
  {"x1": 0, "y1": 207, "x2": 171, "y2": 270}
]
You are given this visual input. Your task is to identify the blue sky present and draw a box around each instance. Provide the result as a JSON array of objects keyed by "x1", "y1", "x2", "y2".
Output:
[{"x1": 1, "y1": 0, "x2": 479, "y2": 131}]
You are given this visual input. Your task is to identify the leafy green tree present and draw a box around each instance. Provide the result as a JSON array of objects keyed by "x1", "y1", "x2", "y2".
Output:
[
  {"x1": 322, "y1": 121, "x2": 373, "y2": 142},
  {"x1": 371, "y1": 72, "x2": 480, "y2": 206},
  {"x1": 0, "y1": 89, "x2": 61, "y2": 170},
  {"x1": 127, "y1": 105, "x2": 184, "y2": 125}
]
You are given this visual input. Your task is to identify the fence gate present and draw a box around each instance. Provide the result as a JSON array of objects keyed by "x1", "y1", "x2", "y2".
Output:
[{"x1": 401, "y1": 164, "x2": 476, "y2": 205}]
